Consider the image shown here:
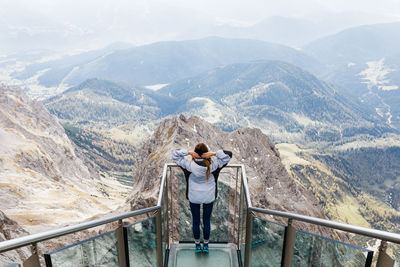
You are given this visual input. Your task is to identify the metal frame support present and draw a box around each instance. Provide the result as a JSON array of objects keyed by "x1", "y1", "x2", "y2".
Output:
[
  {"x1": 237, "y1": 171, "x2": 245, "y2": 249},
  {"x1": 117, "y1": 219, "x2": 127, "y2": 267},
  {"x1": 23, "y1": 243, "x2": 40, "y2": 267},
  {"x1": 244, "y1": 210, "x2": 253, "y2": 267},
  {"x1": 232, "y1": 168, "x2": 240, "y2": 248},
  {"x1": 281, "y1": 219, "x2": 296, "y2": 267},
  {"x1": 169, "y1": 166, "x2": 175, "y2": 243},
  {"x1": 165, "y1": 166, "x2": 170, "y2": 249},
  {"x1": 376, "y1": 240, "x2": 394, "y2": 267},
  {"x1": 156, "y1": 209, "x2": 163, "y2": 267}
]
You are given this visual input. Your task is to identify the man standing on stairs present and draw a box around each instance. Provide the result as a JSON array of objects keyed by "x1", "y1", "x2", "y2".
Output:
[{"x1": 172, "y1": 143, "x2": 232, "y2": 253}]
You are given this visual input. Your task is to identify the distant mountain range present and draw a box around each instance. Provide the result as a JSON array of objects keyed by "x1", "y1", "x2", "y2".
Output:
[
  {"x1": 7, "y1": 37, "x2": 320, "y2": 95},
  {"x1": 45, "y1": 78, "x2": 167, "y2": 126},
  {"x1": 305, "y1": 22, "x2": 400, "y2": 130},
  {"x1": 166, "y1": 60, "x2": 399, "y2": 143},
  {"x1": 188, "y1": 15, "x2": 371, "y2": 48},
  {"x1": 45, "y1": 60, "x2": 397, "y2": 146},
  {"x1": 4, "y1": 22, "x2": 400, "y2": 131},
  {"x1": 304, "y1": 22, "x2": 400, "y2": 67}
]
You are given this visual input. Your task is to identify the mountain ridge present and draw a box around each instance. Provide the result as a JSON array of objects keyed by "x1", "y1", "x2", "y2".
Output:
[
  {"x1": 126, "y1": 114, "x2": 346, "y2": 239},
  {"x1": 160, "y1": 60, "x2": 396, "y2": 143},
  {"x1": 0, "y1": 84, "x2": 126, "y2": 233},
  {"x1": 44, "y1": 60, "x2": 398, "y2": 147},
  {"x1": 303, "y1": 21, "x2": 400, "y2": 130},
  {"x1": 304, "y1": 21, "x2": 400, "y2": 66},
  {"x1": 6, "y1": 37, "x2": 321, "y2": 99}
]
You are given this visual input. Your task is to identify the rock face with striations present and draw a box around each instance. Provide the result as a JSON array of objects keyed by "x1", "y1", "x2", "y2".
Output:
[
  {"x1": 0, "y1": 84, "x2": 122, "y2": 233},
  {"x1": 127, "y1": 115, "x2": 329, "y2": 235}
]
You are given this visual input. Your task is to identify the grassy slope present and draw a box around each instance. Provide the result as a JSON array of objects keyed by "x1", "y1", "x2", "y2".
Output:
[
  {"x1": 63, "y1": 124, "x2": 137, "y2": 175},
  {"x1": 281, "y1": 146, "x2": 400, "y2": 258}
]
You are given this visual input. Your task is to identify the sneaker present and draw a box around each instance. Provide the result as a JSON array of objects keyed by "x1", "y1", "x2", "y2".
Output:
[
  {"x1": 195, "y1": 243, "x2": 202, "y2": 253},
  {"x1": 203, "y1": 243, "x2": 209, "y2": 253}
]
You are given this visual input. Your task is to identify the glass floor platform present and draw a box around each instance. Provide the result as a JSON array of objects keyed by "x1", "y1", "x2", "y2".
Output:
[{"x1": 168, "y1": 243, "x2": 239, "y2": 267}]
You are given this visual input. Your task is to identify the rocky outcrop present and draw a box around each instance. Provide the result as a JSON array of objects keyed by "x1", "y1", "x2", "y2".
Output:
[
  {"x1": 0, "y1": 210, "x2": 30, "y2": 265},
  {"x1": 0, "y1": 84, "x2": 124, "y2": 233},
  {"x1": 127, "y1": 115, "x2": 332, "y2": 236}
]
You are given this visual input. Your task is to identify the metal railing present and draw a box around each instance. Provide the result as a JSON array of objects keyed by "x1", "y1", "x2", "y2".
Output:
[
  {"x1": 0, "y1": 206, "x2": 160, "y2": 254},
  {"x1": 234, "y1": 163, "x2": 400, "y2": 267},
  {"x1": 0, "y1": 163, "x2": 171, "y2": 267},
  {"x1": 1, "y1": 163, "x2": 400, "y2": 267}
]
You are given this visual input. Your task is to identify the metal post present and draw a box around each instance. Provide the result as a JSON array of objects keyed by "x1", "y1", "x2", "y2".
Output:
[
  {"x1": 156, "y1": 209, "x2": 163, "y2": 267},
  {"x1": 233, "y1": 167, "x2": 239, "y2": 245},
  {"x1": 23, "y1": 243, "x2": 40, "y2": 267},
  {"x1": 237, "y1": 169, "x2": 243, "y2": 247},
  {"x1": 376, "y1": 240, "x2": 394, "y2": 267},
  {"x1": 169, "y1": 167, "x2": 175, "y2": 242},
  {"x1": 281, "y1": 219, "x2": 296, "y2": 267},
  {"x1": 165, "y1": 166, "x2": 170, "y2": 248},
  {"x1": 244, "y1": 210, "x2": 253, "y2": 267},
  {"x1": 117, "y1": 219, "x2": 127, "y2": 267}
]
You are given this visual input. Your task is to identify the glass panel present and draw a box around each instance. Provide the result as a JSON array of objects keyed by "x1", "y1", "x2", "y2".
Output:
[
  {"x1": 162, "y1": 174, "x2": 168, "y2": 263},
  {"x1": 177, "y1": 171, "x2": 192, "y2": 241},
  {"x1": 249, "y1": 217, "x2": 285, "y2": 267},
  {"x1": 174, "y1": 244, "x2": 235, "y2": 266},
  {"x1": 125, "y1": 217, "x2": 157, "y2": 267},
  {"x1": 293, "y1": 230, "x2": 372, "y2": 267},
  {"x1": 45, "y1": 231, "x2": 119, "y2": 267},
  {"x1": 177, "y1": 172, "x2": 231, "y2": 242}
]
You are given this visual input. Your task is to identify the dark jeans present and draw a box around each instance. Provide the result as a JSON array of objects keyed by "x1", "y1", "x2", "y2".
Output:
[{"x1": 189, "y1": 201, "x2": 214, "y2": 242}]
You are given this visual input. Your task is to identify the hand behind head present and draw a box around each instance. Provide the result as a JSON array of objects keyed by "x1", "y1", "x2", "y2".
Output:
[
  {"x1": 201, "y1": 152, "x2": 213, "y2": 159},
  {"x1": 189, "y1": 151, "x2": 201, "y2": 159}
]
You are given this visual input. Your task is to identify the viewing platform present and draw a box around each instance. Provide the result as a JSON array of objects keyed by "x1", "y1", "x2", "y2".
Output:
[{"x1": 1, "y1": 164, "x2": 400, "y2": 266}]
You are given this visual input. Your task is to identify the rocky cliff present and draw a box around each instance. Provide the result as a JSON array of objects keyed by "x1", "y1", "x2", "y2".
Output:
[
  {"x1": 0, "y1": 84, "x2": 125, "y2": 233},
  {"x1": 0, "y1": 210, "x2": 31, "y2": 264},
  {"x1": 126, "y1": 115, "x2": 335, "y2": 237}
]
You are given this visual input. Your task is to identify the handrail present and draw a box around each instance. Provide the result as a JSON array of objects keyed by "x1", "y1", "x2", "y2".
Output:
[
  {"x1": 0, "y1": 163, "x2": 171, "y2": 255},
  {"x1": 1, "y1": 162, "x2": 400, "y2": 265},
  {"x1": 161, "y1": 164, "x2": 400, "y2": 244},
  {"x1": 239, "y1": 164, "x2": 252, "y2": 207},
  {"x1": 0, "y1": 206, "x2": 159, "y2": 253},
  {"x1": 249, "y1": 206, "x2": 400, "y2": 244},
  {"x1": 157, "y1": 163, "x2": 169, "y2": 206}
]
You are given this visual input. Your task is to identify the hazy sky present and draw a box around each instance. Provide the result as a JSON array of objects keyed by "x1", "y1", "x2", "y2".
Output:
[
  {"x1": 1, "y1": 0, "x2": 400, "y2": 52},
  {"x1": 5, "y1": 0, "x2": 400, "y2": 23}
]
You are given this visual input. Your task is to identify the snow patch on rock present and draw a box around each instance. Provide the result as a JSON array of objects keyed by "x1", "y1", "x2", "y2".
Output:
[
  {"x1": 359, "y1": 58, "x2": 399, "y2": 91},
  {"x1": 145, "y1": 84, "x2": 169, "y2": 91}
]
